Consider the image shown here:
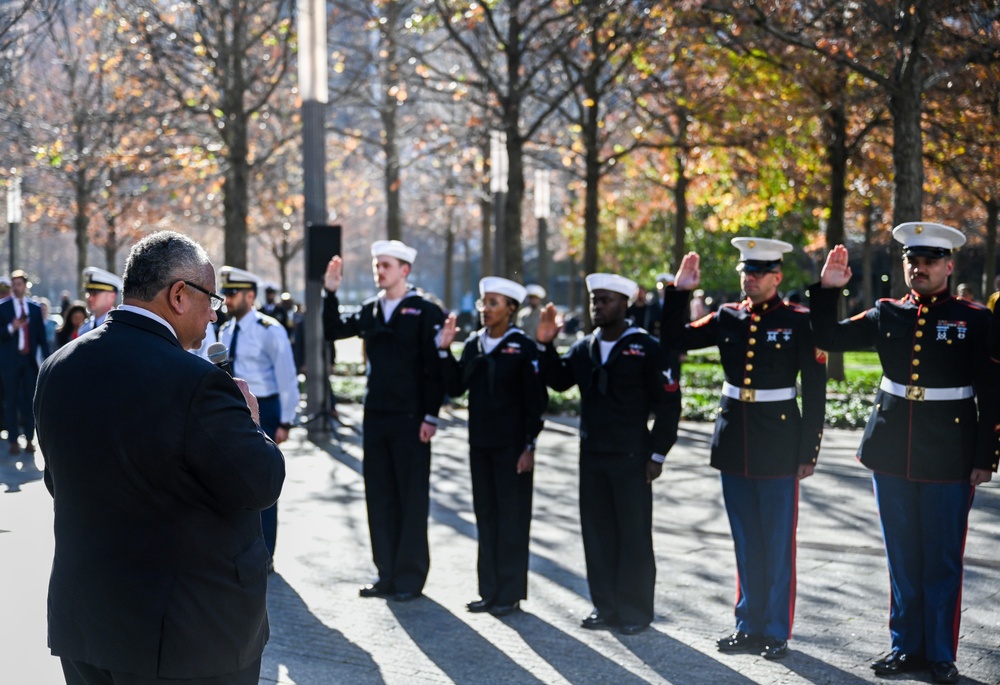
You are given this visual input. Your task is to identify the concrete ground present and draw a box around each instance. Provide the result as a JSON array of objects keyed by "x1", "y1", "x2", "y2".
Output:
[{"x1": 2, "y1": 404, "x2": 999, "y2": 684}]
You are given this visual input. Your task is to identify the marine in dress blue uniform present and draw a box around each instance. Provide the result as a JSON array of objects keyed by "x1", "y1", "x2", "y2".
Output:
[
  {"x1": 662, "y1": 240, "x2": 827, "y2": 660},
  {"x1": 322, "y1": 240, "x2": 445, "y2": 601},
  {"x1": 536, "y1": 274, "x2": 681, "y2": 635},
  {"x1": 810, "y1": 224, "x2": 1000, "y2": 685},
  {"x1": 76, "y1": 267, "x2": 122, "y2": 336},
  {"x1": 218, "y1": 266, "x2": 299, "y2": 564}
]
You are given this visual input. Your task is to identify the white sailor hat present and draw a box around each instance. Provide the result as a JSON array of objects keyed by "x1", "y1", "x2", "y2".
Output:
[
  {"x1": 525, "y1": 284, "x2": 546, "y2": 299},
  {"x1": 263, "y1": 281, "x2": 280, "y2": 292},
  {"x1": 655, "y1": 272, "x2": 675, "y2": 284},
  {"x1": 586, "y1": 273, "x2": 638, "y2": 300},
  {"x1": 82, "y1": 266, "x2": 123, "y2": 293},
  {"x1": 480, "y1": 277, "x2": 528, "y2": 304},
  {"x1": 732, "y1": 237, "x2": 793, "y2": 272},
  {"x1": 371, "y1": 239, "x2": 417, "y2": 265},
  {"x1": 219, "y1": 266, "x2": 261, "y2": 293},
  {"x1": 892, "y1": 222, "x2": 965, "y2": 258}
]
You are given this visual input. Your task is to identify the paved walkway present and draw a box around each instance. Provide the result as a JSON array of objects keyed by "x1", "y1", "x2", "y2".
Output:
[{"x1": 2, "y1": 405, "x2": 999, "y2": 684}]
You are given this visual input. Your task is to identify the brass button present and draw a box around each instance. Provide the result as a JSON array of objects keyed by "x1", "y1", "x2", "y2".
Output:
[
  {"x1": 912, "y1": 359, "x2": 920, "y2": 366},
  {"x1": 911, "y1": 373, "x2": 919, "y2": 381},
  {"x1": 947, "y1": 339, "x2": 953, "y2": 345},
  {"x1": 750, "y1": 325, "x2": 758, "y2": 332},
  {"x1": 780, "y1": 414, "x2": 786, "y2": 420},
  {"x1": 743, "y1": 378, "x2": 752, "y2": 385},
  {"x1": 918, "y1": 318, "x2": 926, "y2": 325},
  {"x1": 955, "y1": 418, "x2": 960, "y2": 424},
  {"x1": 753, "y1": 315, "x2": 762, "y2": 322},
  {"x1": 746, "y1": 364, "x2": 753, "y2": 371},
  {"x1": 749, "y1": 338, "x2": 757, "y2": 345},
  {"x1": 916, "y1": 331, "x2": 924, "y2": 338},
  {"x1": 914, "y1": 344, "x2": 921, "y2": 352},
  {"x1": 747, "y1": 351, "x2": 755, "y2": 358},
  {"x1": 876, "y1": 404, "x2": 881, "y2": 410},
  {"x1": 776, "y1": 343, "x2": 782, "y2": 349}
]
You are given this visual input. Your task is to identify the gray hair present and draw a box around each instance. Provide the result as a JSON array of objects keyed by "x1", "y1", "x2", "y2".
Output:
[{"x1": 122, "y1": 231, "x2": 212, "y2": 301}]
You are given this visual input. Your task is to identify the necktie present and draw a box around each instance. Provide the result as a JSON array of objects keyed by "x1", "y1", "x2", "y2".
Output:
[
  {"x1": 18, "y1": 299, "x2": 29, "y2": 354},
  {"x1": 229, "y1": 323, "x2": 240, "y2": 376}
]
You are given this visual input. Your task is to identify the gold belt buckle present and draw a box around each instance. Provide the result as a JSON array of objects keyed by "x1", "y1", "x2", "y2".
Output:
[
  {"x1": 905, "y1": 385, "x2": 925, "y2": 401},
  {"x1": 740, "y1": 388, "x2": 756, "y2": 402}
]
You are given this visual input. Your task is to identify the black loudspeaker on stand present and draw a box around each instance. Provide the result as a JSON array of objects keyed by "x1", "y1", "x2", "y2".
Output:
[{"x1": 300, "y1": 224, "x2": 342, "y2": 433}]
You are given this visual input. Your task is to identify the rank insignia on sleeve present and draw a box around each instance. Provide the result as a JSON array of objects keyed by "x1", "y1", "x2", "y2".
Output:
[
  {"x1": 662, "y1": 368, "x2": 679, "y2": 392},
  {"x1": 815, "y1": 348, "x2": 827, "y2": 364}
]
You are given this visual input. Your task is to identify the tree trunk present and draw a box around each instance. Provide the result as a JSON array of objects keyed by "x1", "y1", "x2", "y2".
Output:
[
  {"x1": 537, "y1": 216, "x2": 548, "y2": 291},
  {"x1": 825, "y1": 86, "x2": 848, "y2": 381},
  {"x1": 104, "y1": 212, "x2": 117, "y2": 272},
  {"x1": 862, "y1": 200, "x2": 876, "y2": 307},
  {"x1": 984, "y1": 198, "x2": 998, "y2": 297},
  {"x1": 74, "y1": 172, "x2": 90, "y2": 294},
  {"x1": 444, "y1": 206, "x2": 455, "y2": 309},
  {"x1": 888, "y1": 66, "x2": 924, "y2": 297},
  {"x1": 672, "y1": 110, "x2": 690, "y2": 271},
  {"x1": 503, "y1": 127, "x2": 524, "y2": 280},
  {"x1": 478, "y1": 142, "x2": 492, "y2": 278},
  {"x1": 383, "y1": 102, "x2": 402, "y2": 241},
  {"x1": 223, "y1": 112, "x2": 250, "y2": 269}
]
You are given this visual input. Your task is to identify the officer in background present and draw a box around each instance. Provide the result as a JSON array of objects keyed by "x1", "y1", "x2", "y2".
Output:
[
  {"x1": 535, "y1": 273, "x2": 680, "y2": 636},
  {"x1": 77, "y1": 267, "x2": 122, "y2": 336},
  {"x1": 516, "y1": 284, "x2": 546, "y2": 339},
  {"x1": 811, "y1": 223, "x2": 999, "y2": 685},
  {"x1": 218, "y1": 266, "x2": 299, "y2": 568},
  {"x1": 323, "y1": 240, "x2": 445, "y2": 602},
  {"x1": 663, "y1": 239, "x2": 826, "y2": 661}
]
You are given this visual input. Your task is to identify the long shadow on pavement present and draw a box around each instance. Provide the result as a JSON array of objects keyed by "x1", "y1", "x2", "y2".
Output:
[
  {"x1": 613, "y1": 628, "x2": 762, "y2": 685},
  {"x1": 0, "y1": 455, "x2": 43, "y2": 493},
  {"x1": 262, "y1": 573, "x2": 384, "y2": 685},
  {"x1": 507, "y1": 611, "x2": 681, "y2": 684},
  {"x1": 388, "y1": 597, "x2": 546, "y2": 685}
]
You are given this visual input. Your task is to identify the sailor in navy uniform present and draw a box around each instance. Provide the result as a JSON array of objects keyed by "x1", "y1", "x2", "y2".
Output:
[
  {"x1": 322, "y1": 240, "x2": 445, "y2": 601},
  {"x1": 218, "y1": 266, "x2": 299, "y2": 565},
  {"x1": 662, "y1": 239, "x2": 826, "y2": 660},
  {"x1": 811, "y1": 223, "x2": 999, "y2": 685},
  {"x1": 77, "y1": 267, "x2": 122, "y2": 336},
  {"x1": 438, "y1": 277, "x2": 547, "y2": 617},
  {"x1": 535, "y1": 273, "x2": 680, "y2": 636}
]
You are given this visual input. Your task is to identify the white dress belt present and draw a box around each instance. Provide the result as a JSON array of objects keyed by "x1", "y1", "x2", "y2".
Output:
[
  {"x1": 879, "y1": 377, "x2": 974, "y2": 402},
  {"x1": 721, "y1": 381, "x2": 797, "y2": 403}
]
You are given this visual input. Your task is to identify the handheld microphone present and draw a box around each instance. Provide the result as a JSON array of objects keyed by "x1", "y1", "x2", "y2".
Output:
[{"x1": 207, "y1": 342, "x2": 233, "y2": 376}]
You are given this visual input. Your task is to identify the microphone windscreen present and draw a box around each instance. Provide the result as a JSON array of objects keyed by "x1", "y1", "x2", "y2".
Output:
[{"x1": 207, "y1": 342, "x2": 229, "y2": 366}]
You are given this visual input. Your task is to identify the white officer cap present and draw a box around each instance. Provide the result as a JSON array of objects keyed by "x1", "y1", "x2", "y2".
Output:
[
  {"x1": 525, "y1": 284, "x2": 546, "y2": 299},
  {"x1": 732, "y1": 237, "x2": 793, "y2": 272},
  {"x1": 480, "y1": 277, "x2": 528, "y2": 305},
  {"x1": 219, "y1": 266, "x2": 261, "y2": 293},
  {"x1": 586, "y1": 273, "x2": 638, "y2": 300},
  {"x1": 371, "y1": 239, "x2": 417, "y2": 265},
  {"x1": 82, "y1": 266, "x2": 123, "y2": 293},
  {"x1": 892, "y1": 222, "x2": 965, "y2": 258}
]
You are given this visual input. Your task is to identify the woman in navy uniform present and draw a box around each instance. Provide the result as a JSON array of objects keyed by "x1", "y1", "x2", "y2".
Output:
[
  {"x1": 438, "y1": 277, "x2": 547, "y2": 617},
  {"x1": 535, "y1": 273, "x2": 681, "y2": 636},
  {"x1": 811, "y1": 223, "x2": 999, "y2": 685},
  {"x1": 323, "y1": 240, "x2": 445, "y2": 601},
  {"x1": 662, "y1": 239, "x2": 827, "y2": 660}
]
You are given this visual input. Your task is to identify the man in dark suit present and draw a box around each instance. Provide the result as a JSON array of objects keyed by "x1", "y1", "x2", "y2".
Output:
[
  {"x1": 34, "y1": 231, "x2": 285, "y2": 685},
  {"x1": 1, "y1": 269, "x2": 49, "y2": 455}
]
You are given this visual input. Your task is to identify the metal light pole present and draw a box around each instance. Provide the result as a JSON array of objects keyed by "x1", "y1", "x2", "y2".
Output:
[
  {"x1": 490, "y1": 130, "x2": 508, "y2": 277},
  {"x1": 7, "y1": 173, "x2": 21, "y2": 272},
  {"x1": 533, "y1": 169, "x2": 550, "y2": 291},
  {"x1": 298, "y1": 0, "x2": 329, "y2": 437}
]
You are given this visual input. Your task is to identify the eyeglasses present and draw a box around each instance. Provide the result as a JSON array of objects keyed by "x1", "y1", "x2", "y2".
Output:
[
  {"x1": 183, "y1": 281, "x2": 224, "y2": 311},
  {"x1": 475, "y1": 297, "x2": 511, "y2": 312}
]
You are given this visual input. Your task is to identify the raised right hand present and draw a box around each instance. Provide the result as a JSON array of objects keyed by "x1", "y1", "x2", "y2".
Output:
[
  {"x1": 535, "y1": 303, "x2": 561, "y2": 344},
  {"x1": 324, "y1": 256, "x2": 343, "y2": 292},
  {"x1": 674, "y1": 252, "x2": 701, "y2": 291},
  {"x1": 820, "y1": 245, "x2": 852, "y2": 288},
  {"x1": 439, "y1": 313, "x2": 457, "y2": 349}
]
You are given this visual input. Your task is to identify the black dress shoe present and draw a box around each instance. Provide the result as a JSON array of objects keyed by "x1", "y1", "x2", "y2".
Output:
[
  {"x1": 929, "y1": 661, "x2": 959, "y2": 684},
  {"x1": 358, "y1": 584, "x2": 393, "y2": 598},
  {"x1": 581, "y1": 610, "x2": 618, "y2": 630},
  {"x1": 871, "y1": 650, "x2": 926, "y2": 676},
  {"x1": 466, "y1": 598, "x2": 494, "y2": 613},
  {"x1": 760, "y1": 639, "x2": 788, "y2": 660},
  {"x1": 717, "y1": 631, "x2": 764, "y2": 653},
  {"x1": 489, "y1": 601, "x2": 520, "y2": 617},
  {"x1": 619, "y1": 623, "x2": 649, "y2": 636},
  {"x1": 392, "y1": 591, "x2": 422, "y2": 602}
]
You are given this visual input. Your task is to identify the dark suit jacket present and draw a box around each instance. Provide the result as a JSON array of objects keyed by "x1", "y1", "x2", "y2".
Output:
[
  {"x1": 34, "y1": 309, "x2": 285, "y2": 679},
  {"x1": 0, "y1": 296, "x2": 49, "y2": 363}
]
